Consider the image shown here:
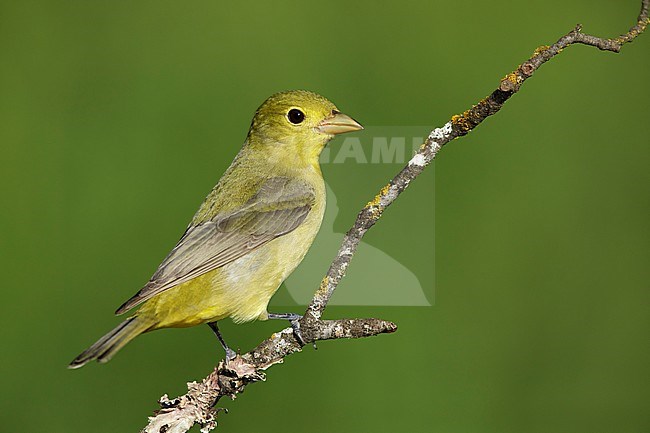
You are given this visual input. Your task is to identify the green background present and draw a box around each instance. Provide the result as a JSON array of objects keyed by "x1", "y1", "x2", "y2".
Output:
[{"x1": 1, "y1": 0, "x2": 648, "y2": 432}]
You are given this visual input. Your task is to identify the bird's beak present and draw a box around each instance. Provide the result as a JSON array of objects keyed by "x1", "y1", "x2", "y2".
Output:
[{"x1": 317, "y1": 111, "x2": 364, "y2": 135}]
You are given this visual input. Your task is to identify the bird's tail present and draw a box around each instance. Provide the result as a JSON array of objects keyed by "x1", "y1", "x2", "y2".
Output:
[{"x1": 68, "y1": 316, "x2": 152, "y2": 369}]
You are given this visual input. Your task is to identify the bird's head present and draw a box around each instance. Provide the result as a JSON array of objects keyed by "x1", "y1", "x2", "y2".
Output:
[{"x1": 246, "y1": 90, "x2": 363, "y2": 161}]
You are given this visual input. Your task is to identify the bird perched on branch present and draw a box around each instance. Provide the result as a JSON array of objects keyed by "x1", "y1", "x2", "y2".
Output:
[{"x1": 69, "y1": 90, "x2": 362, "y2": 368}]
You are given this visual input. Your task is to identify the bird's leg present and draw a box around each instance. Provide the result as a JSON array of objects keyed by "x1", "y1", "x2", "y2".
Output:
[
  {"x1": 207, "y1": 321, "x2": 237, "y2": 362},
  {"x1": 267, "y1": 312, "x2": 307, "y2": 347}
]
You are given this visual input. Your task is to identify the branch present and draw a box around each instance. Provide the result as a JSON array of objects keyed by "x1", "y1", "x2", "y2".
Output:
[
  {"x1": 143, "y1": 318, "x2": 397, "y2": 433},
  {"x1": 305, "y1": 1, "x2": 649, "y2": 321},
  {"x1": 141, "y1": 2, "x2": 648, "y2": 432}
]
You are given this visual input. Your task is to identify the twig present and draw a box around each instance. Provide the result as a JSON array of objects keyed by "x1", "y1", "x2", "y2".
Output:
[
  {"x1": 141, "y1": 2, "x2": 649, "y2": 432},
  {"x1": 305, "y1": 1, "x2": 649, "y2": 322}
]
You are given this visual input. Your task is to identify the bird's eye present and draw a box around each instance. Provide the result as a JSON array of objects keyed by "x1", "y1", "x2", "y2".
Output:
[{"x1": 287, "y1": 108, "x2": 305, "y2": 125}]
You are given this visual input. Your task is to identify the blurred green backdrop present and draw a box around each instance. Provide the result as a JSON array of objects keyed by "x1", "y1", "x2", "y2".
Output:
[{"x1": 1, "y1": 0, "x2": 648, "y2": 432}]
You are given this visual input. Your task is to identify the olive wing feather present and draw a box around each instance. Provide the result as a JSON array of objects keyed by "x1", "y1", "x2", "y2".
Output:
[{"x1": 115, "y1": 177, "x2": 314, "y2": 314}]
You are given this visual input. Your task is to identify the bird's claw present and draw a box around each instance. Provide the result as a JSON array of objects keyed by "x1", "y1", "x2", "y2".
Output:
[
  {"x1": 225, "y1": 347, "x2": 237, "y2": 363},
  {"x1": 268, "y1": 312, "x2": 307, "y2": 347},
  {"x1": 289, "y1": 318, "x2": 307, "y2": 347}
]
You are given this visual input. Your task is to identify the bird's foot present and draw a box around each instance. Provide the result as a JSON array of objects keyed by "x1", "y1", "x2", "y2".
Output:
[
  {"x1": 267, "y1": 312, "x2": 302, "y2": 321},
  {"x1": 268, "y1": 312, "x2": 308, "y2": 347},
  {"x1": 224, "y1": 347, "x2": 237, "y2": 363}
]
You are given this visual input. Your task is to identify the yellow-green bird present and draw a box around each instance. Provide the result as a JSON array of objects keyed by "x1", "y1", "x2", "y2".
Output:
[{"x1": 69, "y1": 90, "x2": 362, "y2": 368}]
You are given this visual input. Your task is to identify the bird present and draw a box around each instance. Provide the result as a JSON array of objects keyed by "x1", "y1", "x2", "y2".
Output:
[{"x1": 69, "y1": 90, "x2": 363, "y2": 368}]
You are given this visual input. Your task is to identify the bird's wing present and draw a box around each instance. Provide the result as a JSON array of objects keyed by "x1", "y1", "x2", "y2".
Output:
[{"x1": 115, "y1": 177, "x2": 315, "y2": 314}]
